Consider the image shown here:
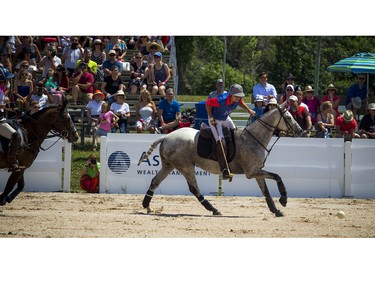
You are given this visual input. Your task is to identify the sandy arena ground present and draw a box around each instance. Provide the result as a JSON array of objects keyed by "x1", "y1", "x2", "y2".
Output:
[{"x1": 0, "y1": 192, "x2": 374, "y2": 238}]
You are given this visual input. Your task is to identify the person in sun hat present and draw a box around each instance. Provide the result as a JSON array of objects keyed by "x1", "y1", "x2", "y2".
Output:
[
  {"x1": 110, "y1": 90, "x2": 130, "y2": 134},
  {"x1": 86, "y1": 89, "x2": 105, "y2": 151},
  {"x1": 346, "y1": 74, "x2": 370, "y2": 119},
  {"x1": 322, "y1": 84, "x2": 340, "y2": 118},
  {"x1": 335, "y1": 109, "x2": 360, "y2": 141},
  {"x1": 302, "y1": 85, "x2": 320, "y2": 124},
  {"x1": 146, "y1": 41, "x2": 162, "y2": 66},
  {"x1": 278, "y1": 83, "x2": 295, "y2": 105},
  {"x1": 358, "y1": 103, "x2": 375, "y2": 139},
  {"x1": 206, "y1": 84, "x2": 255, "y2": 180}
]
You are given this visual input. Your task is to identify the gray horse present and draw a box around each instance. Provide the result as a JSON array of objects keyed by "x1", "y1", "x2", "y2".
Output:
[{"x1": 140, "y1": 104, "x2": 303, "y2": 217}]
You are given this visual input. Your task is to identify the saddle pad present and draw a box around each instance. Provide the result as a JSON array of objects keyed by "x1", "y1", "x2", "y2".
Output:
[{"x1": 197, "y1": 126, "x2": 236, "y2": 162}]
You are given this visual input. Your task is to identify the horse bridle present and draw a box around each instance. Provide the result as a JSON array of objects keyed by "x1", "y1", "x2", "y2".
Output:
[
  {"x1": 22, "y1": 110, "x2": 78, "y2": 152},
  {"x1": 244, "y1": 107, "x2": 297, "y2": 164}
]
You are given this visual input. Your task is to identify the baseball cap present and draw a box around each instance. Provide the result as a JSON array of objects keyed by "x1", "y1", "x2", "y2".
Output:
[
  {"x1": 154, "y1": 52, "x2": 162, "y2": 58},
  {"x1": 108, "y1": 49, "x2": 116, "y2": 55},
  {"x1": 289, "y1": 95, "x2": 298, "y2": 102},
  {"x1": 216, "y1": 79, "x2": 223, "y2": 84},
  {"x1": 229, "y1": 84, "x2": 245, "y2": 97}
]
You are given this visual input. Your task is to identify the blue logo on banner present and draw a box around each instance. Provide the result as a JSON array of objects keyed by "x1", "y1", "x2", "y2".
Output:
[{"x1": 108, "y1": 151, "x2": 131, "y2": 174}]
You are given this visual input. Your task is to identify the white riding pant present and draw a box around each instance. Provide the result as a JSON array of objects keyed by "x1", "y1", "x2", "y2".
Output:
[
  {"x1": 209, "y1": 116, "x2": 235, "y2": 142},
  {"x1": 0, "y1": 122, "x2": 16, "y2": 140}
]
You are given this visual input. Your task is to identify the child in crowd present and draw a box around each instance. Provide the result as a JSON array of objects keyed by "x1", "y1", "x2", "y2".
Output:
[
  {"x1": 252, "y1": 95, "x2": 265, "y2": 122},
  {"x1": 96, "y1": 101, "x2": 119, "y2": 138},
  {"x1": 80, "y1": 154, "x2": 100, "y2": 193}
]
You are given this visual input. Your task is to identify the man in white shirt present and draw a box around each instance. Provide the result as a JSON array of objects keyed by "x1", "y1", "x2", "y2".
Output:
[{"x1": 252, "y1": 71, "x2": 277, "y2": 102}]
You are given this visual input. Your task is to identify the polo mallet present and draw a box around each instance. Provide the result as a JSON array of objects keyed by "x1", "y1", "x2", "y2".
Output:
[{"x1": 213, "y1": 123, "x2": 233, "y2": 182}]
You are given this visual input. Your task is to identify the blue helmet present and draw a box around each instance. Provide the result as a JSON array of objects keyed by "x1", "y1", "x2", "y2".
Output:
[{"x1": 0, "y1": 66, "x2": 14, "y2": 81}]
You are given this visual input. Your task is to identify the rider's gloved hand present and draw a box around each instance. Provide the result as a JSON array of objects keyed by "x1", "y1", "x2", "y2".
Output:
[{"x1": 209, "y1": 117, "x2": 216, "y2": 126}]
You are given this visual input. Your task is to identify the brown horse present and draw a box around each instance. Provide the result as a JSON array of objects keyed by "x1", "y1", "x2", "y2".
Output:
[
  {"x1": 0, "y1": 99, "x2": 78, "y2": 205},
  {"x1": 140, "y1": 104, "x2": 303, "y2": 217}
]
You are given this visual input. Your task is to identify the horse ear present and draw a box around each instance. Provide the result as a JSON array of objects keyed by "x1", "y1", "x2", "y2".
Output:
[
  {"x1": 280, "y1": 101, "x2": 286, "y2": 110},
  {"x1": 60, "y1": 97, "x2": 68, "y2": 111}
]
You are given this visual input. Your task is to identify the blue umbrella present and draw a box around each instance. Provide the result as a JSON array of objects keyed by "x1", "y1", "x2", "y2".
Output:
[{"x1": 326, "y1": 52, "x2": 375, "y2": 88}]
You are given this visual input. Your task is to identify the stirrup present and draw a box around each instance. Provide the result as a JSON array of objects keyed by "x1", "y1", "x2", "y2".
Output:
[
  {"x1": 8, "y1": 164, "x2": 25, "y2": 173},
  {"x1": 222, "y1": 169, "x2": 231, "y2": 180}
]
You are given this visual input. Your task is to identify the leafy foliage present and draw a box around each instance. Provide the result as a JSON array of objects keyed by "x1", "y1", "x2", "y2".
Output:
[{"x1": 175, "y1": 36, "x2": 375, "y2": 97}]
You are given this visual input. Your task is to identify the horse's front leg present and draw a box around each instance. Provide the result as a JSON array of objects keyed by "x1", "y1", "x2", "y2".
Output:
[
  {"x1": 180, "y1": 169, "x2": 221, "y2": 216},
  {"x1": 5, "y1": 174, "x2": 25, "y2": 204},
  {"x1": 255, "y1": 174, "x2": 285, "y2": 217},
  {"x1": 0, "y1": 171, "x2": 24, "y2": 206}
]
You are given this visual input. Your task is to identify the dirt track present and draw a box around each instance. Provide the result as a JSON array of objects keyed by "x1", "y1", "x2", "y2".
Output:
[{"x1": 0, "y1": 192, "x2": 374, "y2": 238}]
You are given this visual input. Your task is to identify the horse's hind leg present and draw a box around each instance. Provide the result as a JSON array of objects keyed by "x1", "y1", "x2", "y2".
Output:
[
  {"x1": 0, "y1": 171, "x2": 24, "y2": 206},
  {"x1": 142, "y1": 165, "x2": 174, "y2": 213},
  {"x1": 255, "y1": 178, "x2": 284, "y2": 217},
  {"x1": 180, "y1": 170, "x2": 221, "y2": 216}
]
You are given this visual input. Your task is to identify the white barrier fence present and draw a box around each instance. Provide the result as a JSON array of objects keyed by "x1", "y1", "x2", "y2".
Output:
[
  {"x1": 0, "y1": 138, "x2": 72, "y2": 193},
  {"x1": 99, "y1": 134, "x2": 375, "y2": 198}
]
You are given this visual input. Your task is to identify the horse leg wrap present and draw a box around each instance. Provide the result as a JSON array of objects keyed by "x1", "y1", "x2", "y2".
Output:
[
  {"x1": 197, "y1": 195, "x2": 221, "y2": 215},
  {"x1": 142, "y1": 190, "x2": 154, "y2": 208}
]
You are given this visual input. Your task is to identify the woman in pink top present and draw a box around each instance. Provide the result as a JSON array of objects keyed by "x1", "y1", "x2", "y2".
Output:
[
  {"x1": 97, "y1": 102, "x2": 119, "y2": 137},
  {"x1": 321, "y1": 84, "x2": 340, "y2": 118},
  {"x1": 302, "y1": 85, "x2": 320, "y2": 124}
]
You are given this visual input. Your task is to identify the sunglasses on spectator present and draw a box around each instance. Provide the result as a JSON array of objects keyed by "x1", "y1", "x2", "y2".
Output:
[
  {"x1": 21, "y1": 65, "x2": 29, "y2": 68},
  {"x1": 33, "y1": 106, "x2": 41, "y2": 109},
  {"x1": 109, "y1": 54, "x2": 116, "y2": 56},
  {"x1": 269, "y1": 104, "x2": 277, "y2": 107},
  {"x1": 135, "y1": 56, "x2": 142, "y2": 59},
  {"x1": 286, "y1": 89, "x2": 294, "y2": 91}
]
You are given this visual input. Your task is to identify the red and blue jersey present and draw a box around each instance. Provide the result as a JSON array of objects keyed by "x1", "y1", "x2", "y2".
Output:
[{"x1": 206, "y1": 92, "x2": 243, "y2": 121}]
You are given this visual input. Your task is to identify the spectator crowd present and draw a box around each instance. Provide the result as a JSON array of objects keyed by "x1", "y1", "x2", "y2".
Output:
[{"x1": 1, "y1": 35, "x2": 374, "y2": 154}]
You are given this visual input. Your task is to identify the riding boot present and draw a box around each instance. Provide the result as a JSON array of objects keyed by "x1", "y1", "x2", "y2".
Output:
[
  {"x1": 7, "y1": 132, "x2": 23, "y2": 172},
  {"x1": 216, "y1": 140, "x2": 230, "y2": 180}
]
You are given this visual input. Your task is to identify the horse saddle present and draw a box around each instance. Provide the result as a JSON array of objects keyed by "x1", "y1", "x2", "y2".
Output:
[
  {"x1": 0, "y1": 120, "x2": 25, "y2": 153},
  {"x1": 197, "y1": 124, "x2": 236, "y2": 162}
]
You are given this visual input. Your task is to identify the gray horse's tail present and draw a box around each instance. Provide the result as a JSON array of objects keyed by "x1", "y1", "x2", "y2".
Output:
[{"x1": 137, "y1": 136, "x2": 166, "y2": 165}]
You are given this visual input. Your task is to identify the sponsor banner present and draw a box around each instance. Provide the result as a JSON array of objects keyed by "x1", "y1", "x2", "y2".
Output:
[
  {"x1": 0, "y1": 138, "x2": 67, "y2": 192},
  {"x1": 350, "y1": 139, "x2": 375, "y2": 198},
  {"x1": 222, "y1": 137, "x2": 345, "y2": 197},
  {"x1": 100, "y1": 134, "x2": 375, "y2": 198},
  {"x1": 101, "y1": 134, "x2": 219, "y2": 195}
]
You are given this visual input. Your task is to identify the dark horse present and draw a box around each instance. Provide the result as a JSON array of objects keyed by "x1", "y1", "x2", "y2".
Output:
[
  {"x1": 0, "y1": 99, "x2": 78, "y2": 205},
  {"x1": 140, "y1": 104, "x2": 303, "y2": 217}
]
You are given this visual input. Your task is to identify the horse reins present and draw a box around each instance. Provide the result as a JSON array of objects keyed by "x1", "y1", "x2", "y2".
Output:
[
  {"x1": 21, "y1": 111, "x2": 77, "y2": 152},
  {"x1": 244, "y1": 107, "x2": 295, "y2": 165}
]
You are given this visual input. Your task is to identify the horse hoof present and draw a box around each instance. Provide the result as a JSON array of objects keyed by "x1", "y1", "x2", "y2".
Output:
[
  {"x1": 279, "y1": 196, "x2": 287, "y2": 207},
  {"x1": 0, "y1": 200, "x2": 6, "y2": 206},
  {"x1": 146, "y1": 207, "x2": 154, "y2": 214},
  {"x1": 213, "y1": 210, "x2": 222, "y2": 216},
  {"x1": 275, "y1": 210, "x2": 284, "y2": 217}
]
